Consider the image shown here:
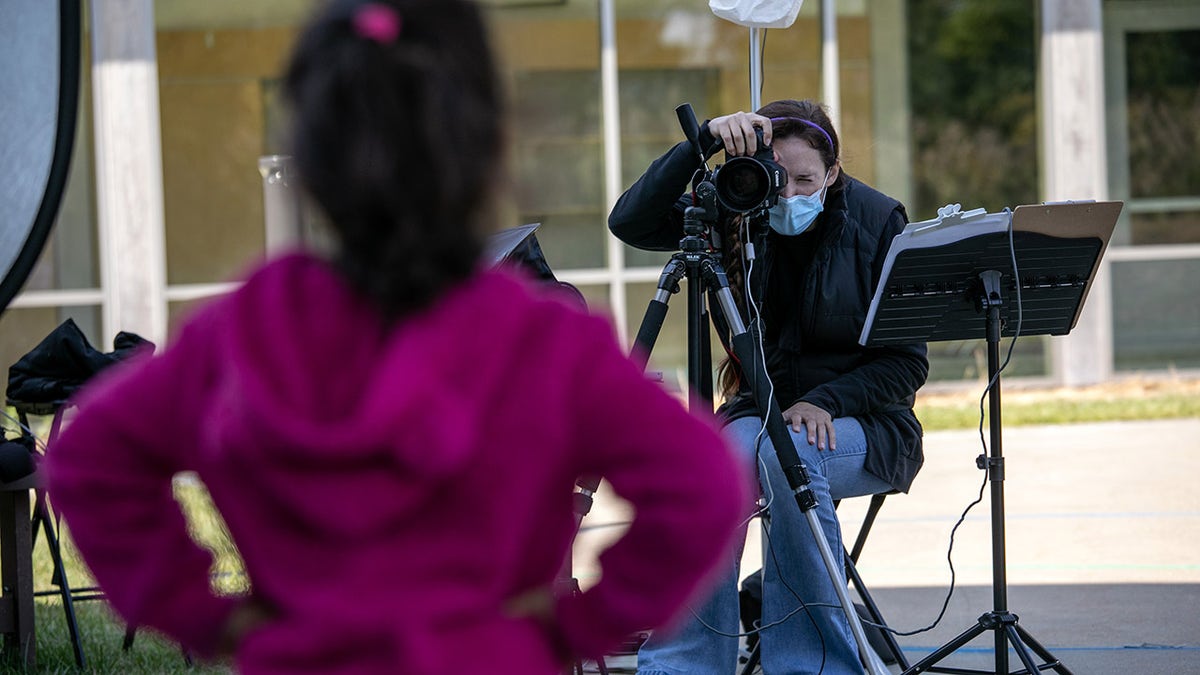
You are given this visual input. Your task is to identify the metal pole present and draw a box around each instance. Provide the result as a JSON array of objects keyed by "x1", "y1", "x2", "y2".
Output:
[
  {"x1": 599, "y1": 0, "x2": 628, "y2": 343},
  {"x1": 820, "y1": 0, "x2": 841, "y2": 132},
  {"x1": 258, "y1": 155, "x2": 302, "y2": 254},
  {"x1": 749, "y1": 27, "x2": 762, "y2": 111}
]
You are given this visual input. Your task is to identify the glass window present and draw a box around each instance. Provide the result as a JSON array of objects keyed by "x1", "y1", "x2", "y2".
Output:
[
  {"x1": 1125, "y1": 29, "x2": 1200, "y2": 245},
  {"x1": 907, "y1": 0, "x2": 1047, "y2": 381},
  {"x1": 1125, "y1": 30, "x2": 1200, "y2": 200},
  {"x1": 155, "y1": 18, "x2": 310, "y2": 286},
  {"x1": 907, "y1": 0, "x2": 1039, "y2": 217},
  {"x1": 1109, "y1": 11, "x2": 1200, "y2": 373},
  {"x1": 507, "y1": 65, "x2": 717, "y2": 273},
  {"x1": 511, "y1": 70, "x2": 606, "y2": 270},
  {"x1": 1112, "y1": 257, "x2": 1200, "y2": 371}
]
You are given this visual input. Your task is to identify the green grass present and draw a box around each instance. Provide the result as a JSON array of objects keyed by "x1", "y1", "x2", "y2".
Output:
[
  {"x1": 3, "y1": 603, "x2": 230, "y2": 674},
  {"x1": 0, "y1": 482, "x2": 243, "y2": 673},
  {"x1": 915, "y1": 381, "x2": 1200, "y2": 431}
]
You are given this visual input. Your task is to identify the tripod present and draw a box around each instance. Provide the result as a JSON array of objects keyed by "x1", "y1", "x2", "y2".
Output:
[{"x1": 628, "y1": 196, "x2": 890, "y2": 675}]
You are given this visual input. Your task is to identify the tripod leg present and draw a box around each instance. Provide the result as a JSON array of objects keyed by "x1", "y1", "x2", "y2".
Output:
[
  {"x1": 900, "y1": 620, "x2": 988, "y2": 674},
  {"x1": 800, "y1": 508, "x2": 890, "y2": 675},
  {"x1": 631, "y1": 259, "x2": 686, "y2": 370},
  {"x1": 1004, "y1": 623, "x2": 1043, "y2": 675},
  {"x1": 703, "y1": 268, "x2": 887, "y2": 675},
  {"x1": 35, "y1": 493, "x2": 86, "y2": 668},
  {"x1": 1011, "y1": 623, "x2": 1075, "y2": 675},
  {"x1": 995, "y1": 625, "x2": 1009, "y2": 674}
]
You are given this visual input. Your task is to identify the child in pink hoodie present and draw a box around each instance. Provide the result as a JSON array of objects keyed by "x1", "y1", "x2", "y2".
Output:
[{"x1": 45, "y1": 1, "x2": 748, "y2": 672}]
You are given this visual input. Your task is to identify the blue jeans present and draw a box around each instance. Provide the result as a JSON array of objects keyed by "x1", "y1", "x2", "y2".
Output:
[{"x1": 636, "y1": 415, "x2": 891, "y2": 675}]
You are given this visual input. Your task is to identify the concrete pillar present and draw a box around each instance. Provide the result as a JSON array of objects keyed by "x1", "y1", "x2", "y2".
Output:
[
  {"x1": 1039, "y1": 0, "x2": 1113, "y2": 385},
  {"x1": 90, "y1": 0, "x2": 167, "y2": 347}
]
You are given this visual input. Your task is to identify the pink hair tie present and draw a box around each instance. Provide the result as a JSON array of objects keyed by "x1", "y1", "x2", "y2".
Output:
[{"x1": 353, "y1": 3, "x2": 402, "y2": 44}]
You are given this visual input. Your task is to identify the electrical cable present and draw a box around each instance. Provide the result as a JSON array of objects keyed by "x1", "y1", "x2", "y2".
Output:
[
  {"x1": 2, "y1": 408, "x2": 50, "y2": 453},
  {"x1": 865, "y1": 211, "x2": 1026, "y2": 640}
]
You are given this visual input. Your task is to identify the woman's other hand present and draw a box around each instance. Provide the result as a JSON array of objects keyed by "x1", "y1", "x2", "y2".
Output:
[{"x1": 782, "y1": 401, "x2": 836, "y2": 450}]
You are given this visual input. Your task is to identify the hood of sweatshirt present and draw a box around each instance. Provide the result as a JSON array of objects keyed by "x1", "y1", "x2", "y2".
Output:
[{"x1": 195, "y1": 254, "x2": 547, "y2": 539}]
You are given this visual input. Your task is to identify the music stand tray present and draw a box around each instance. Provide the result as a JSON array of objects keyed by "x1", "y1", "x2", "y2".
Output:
[
  {"x1": 485, "y1": 222, "x2": 541, "y2": 266},
  {"x1": 860, "y1": 201, "x2": 1121, "y2": 347},
  {"x1": 858, "y1": 200, "x2": 1122, "y2": 675}
]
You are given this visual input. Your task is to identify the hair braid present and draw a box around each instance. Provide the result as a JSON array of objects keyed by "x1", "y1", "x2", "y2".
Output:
[{"x1": 716, "y1": 215, "x2": 749, "y2": 400}]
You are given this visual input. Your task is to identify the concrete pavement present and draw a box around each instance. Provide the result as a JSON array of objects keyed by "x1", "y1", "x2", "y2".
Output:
[{"x1": 571, "y1": 418, "x2": 1200, "y2": 674}]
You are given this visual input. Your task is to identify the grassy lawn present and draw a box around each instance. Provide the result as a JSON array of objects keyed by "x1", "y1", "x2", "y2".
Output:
[
  {"x1": 915, "y1": 375, "x2": 1200, "y2": 431},
  {"x1": 6, "y1": 602, "x2": 229, "y2": 674},
  {"x1": 3, "y1": 376, "x2": 1196, "y2": 671},
  {"x1": 0, "y1": 482, "x2": 242, "y2": 673}
]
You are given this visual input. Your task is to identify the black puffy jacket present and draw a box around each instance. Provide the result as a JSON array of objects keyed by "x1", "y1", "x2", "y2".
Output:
[{"x1": 609, "y1": 137, "x2": 929, "y2": 492}]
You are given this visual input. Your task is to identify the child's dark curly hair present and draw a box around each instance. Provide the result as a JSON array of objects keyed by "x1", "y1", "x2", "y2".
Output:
[{"x1": 284, "y1": 0, "x2": 507, "y2": 319}]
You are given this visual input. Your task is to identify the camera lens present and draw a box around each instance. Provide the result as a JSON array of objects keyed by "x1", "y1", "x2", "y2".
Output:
[{"x1": 714, "y1": 157, "x2": 772, "y2": 212}]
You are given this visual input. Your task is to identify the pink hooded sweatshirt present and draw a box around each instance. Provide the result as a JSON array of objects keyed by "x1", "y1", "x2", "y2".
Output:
[{"x1": 45, "y1": 253, "x2": 748, "y2": 674}]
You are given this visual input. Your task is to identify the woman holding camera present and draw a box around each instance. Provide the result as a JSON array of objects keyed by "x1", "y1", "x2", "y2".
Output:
[{"x1": 610, "y1": 99, "x2": 929, "y2": 675}]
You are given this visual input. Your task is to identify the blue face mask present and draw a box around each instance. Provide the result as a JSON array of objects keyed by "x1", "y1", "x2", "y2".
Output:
[{"x1": 768, "y1": 173, "x2": 830, "y2": 236}]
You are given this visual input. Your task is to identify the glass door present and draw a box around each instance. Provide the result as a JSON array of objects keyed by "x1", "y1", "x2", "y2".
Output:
[{"x1": 1104, "y1": 0, "x2": 1200, "y2": 371}]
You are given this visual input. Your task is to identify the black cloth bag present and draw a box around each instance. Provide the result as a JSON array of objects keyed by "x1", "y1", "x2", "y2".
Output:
[
  {"x1": 7, "y1": 317, "x2": 153, "y2": 406},
  {"x1": 2, "y1": 318, "x2": 152, "y2": 482}
]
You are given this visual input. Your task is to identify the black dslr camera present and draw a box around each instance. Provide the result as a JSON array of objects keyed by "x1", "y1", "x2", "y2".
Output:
[{"x1": 711, "y1": 126, "x2": 787, "y2": 213}]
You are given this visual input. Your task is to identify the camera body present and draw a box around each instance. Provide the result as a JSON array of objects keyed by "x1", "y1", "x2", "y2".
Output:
[{"x1": 711, "y1": 127, "x2": 786, "y2": 213}]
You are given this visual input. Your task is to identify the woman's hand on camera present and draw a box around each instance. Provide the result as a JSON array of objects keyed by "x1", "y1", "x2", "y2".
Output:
[
  {"x1": 708, "y1": 111, "x2": 772, "y2": 156},
  {"x1": 782, "y1": 401, "x2": 836, "y2": 451}
]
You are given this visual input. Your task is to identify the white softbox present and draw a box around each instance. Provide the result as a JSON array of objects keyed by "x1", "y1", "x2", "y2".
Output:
[{"x1": 709, "y1": 0, "x2": 804, "y2": 29}]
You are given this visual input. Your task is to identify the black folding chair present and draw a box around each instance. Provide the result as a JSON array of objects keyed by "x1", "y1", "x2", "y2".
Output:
[{"x1": 7, "y1": 399, "x2": 94, "y2": 668}]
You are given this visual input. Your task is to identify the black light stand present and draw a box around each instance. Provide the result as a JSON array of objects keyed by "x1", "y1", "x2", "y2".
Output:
[
  {"x1": 860, "y1": 201, "x2": 1122, "y2": 674},
  {"x1": 903, "y1": 270, "x2": 1072, "y2": 675},
  {"x1": 627, "y1": 105, "x2": 891, "y2": 674},
  {"x1": 559, "y1": 473, "x2": 616, "y2": 675}
]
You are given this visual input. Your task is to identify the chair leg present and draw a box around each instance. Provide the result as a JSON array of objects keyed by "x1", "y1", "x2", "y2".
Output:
[
  {"x1": 740, "y1": 640, "x2": 761, "y2": 674},
  {"x1": 842, "y1": 492, "x2": 909, "y2": 670},
  {"x1": 845, "y1": 552, "x2": 909, "y2": 669},
  {"x1": 848, "y1": 493, "x2": 888, "y2": 564}
]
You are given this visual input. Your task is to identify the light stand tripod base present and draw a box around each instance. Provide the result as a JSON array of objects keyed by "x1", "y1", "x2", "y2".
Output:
[
  {"x1": 906, "y1": 611, "x2": 1071, "y2": 675},
  {"x1": 859, "y1": 202, "x2": 1122, "y2": 675}
]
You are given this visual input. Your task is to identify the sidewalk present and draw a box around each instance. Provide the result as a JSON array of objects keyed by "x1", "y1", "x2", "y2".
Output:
[{"x1": 572, "y1": 418, "x2": 1200, "y2": 674}]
